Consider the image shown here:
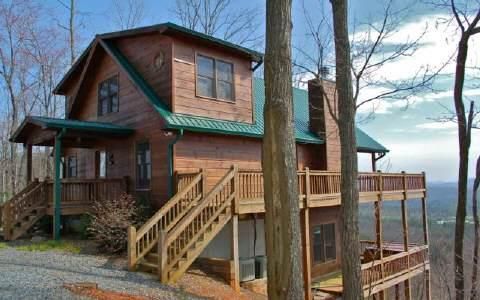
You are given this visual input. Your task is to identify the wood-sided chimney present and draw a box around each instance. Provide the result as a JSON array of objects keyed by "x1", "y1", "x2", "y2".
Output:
[{"x1": 308, "y1": 79, "x2": 341, "y2": 171}]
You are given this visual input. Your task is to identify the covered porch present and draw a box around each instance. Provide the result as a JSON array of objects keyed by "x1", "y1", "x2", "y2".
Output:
[{"x1": 7, "y1": 116, "x2": 134, "y2": 240}]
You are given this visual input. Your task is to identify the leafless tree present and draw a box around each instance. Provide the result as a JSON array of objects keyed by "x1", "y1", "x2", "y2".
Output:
[
  {"x1": 295, "y1": 0, "x2": 443, "y2": 121},
  {"x1": 426, "y1": 2, "x2": 480, "y2": 298},
  {"x1": 263, "y1": 0, "x2": 304, "y2": 298},
  {"x1": 329, "y1": 0, "x2": 364, "y2": 298},
  {"x1": 172, "y1": 0, "x2": 263, "y2": 48},
  {"x1": 56, "y1": 0, "x2": 77, "y2": 65},
  {"x1": 0, "y1": 0, "x2": 42, "y2": 195},
  {"x1": 471, "y1": 155, "x2": 480, "y2": 299},
  {"x1": 110, "y1": 0, "x2": 146, "y2": 30}
]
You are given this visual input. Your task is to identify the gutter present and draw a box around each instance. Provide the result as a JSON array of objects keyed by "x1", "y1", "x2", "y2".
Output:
[{"x1": 167, "y1": 129, "x2": 184, "y2": 198}]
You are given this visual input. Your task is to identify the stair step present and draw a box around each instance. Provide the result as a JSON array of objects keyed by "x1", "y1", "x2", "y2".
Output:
[
  {"x1": 138, "y1": 260, "x2": 158, "y2": 273},
  {"x1": 146, "y1": 253, "x2": 159, "y2": 262}
]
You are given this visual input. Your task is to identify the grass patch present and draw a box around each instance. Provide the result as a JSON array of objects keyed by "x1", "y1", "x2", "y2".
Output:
[
  {"x1": 15, "y1": 240, "x2": 80, "y2": 254},
  {"x1": 0, "y1": 242, "x2": 8, "y2": 250}
]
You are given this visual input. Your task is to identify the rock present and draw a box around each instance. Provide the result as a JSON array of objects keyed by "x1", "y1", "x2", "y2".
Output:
[{"x1": 31, "y1": 236, "x2": 46, "y2": 243}]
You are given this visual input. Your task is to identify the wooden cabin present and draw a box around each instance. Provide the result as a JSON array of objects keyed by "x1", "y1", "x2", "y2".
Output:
[{"x1": 3, "y1": 23, "x2": 430, "y2": 299}]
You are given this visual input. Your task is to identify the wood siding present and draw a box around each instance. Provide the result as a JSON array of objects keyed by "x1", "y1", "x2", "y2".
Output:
[
  {"x1": 174, "y1": 132, "x2": 326, "y2": 190},
  {"x1": 172, "y1": 36, "x2": 254, "y2": 123},
  {"x1": 62, "y1": 38, "x2": 175, "y2": 209}
]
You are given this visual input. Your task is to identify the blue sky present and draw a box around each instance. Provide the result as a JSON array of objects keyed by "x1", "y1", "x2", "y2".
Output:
[{"x1": 43, "y1": 0, "x2": 479, "y2": 182}]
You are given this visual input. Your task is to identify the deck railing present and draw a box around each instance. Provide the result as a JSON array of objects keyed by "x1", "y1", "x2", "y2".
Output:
[
  {"x1": 361, "y1": 245, "x2": 429, "y2": 296},
  {"x1": 237, "y1": 170, "x2": 426, "y2": 205},
  {"x1": 45, "y1": 177, "x2": 128, "y2": 206}
]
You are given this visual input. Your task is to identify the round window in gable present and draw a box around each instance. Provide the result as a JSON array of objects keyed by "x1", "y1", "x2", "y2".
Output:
[{"x1": 153, "y1": 51, "x2": 165, "y2": 71}]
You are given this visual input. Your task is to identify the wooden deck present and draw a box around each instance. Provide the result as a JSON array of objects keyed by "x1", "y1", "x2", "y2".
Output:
[
  {"x1": 235, "y1": 170, "x2": 426, "y2": 214},
  {"x1": 313, "y1": 243, "x2": 430, "y2": 297}
]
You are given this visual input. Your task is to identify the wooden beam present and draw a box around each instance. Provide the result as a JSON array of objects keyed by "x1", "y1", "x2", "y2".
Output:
[
  {"x1": 401, "y1": 196, "x2": 411, "y2": 300},
  {"x1": 372, "y1": 152, "x2": 377, "y2": 172},
  {"x1": 421, "y1": 173, "x2": 431, "y2": 300},
  {"x1": 302, "y1": 207, "x2": 312, "y2": 300},
  {"x1": 25, "y1": 144, "x2": 32, "y2": 183},
  {"x1": 53, "y1": 130, "x2": 65, "y2": 240},
  {"x1": 127, "y1": 226, "x2": 136, "y2": 271},
  {"x1": 230, "y1": 215, "x2": 240, "y2": 292}
]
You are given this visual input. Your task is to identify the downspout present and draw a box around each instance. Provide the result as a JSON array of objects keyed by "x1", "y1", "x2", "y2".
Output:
[
  {"x1": 167, "y1": 129, "x2": 184, "y2": 198},
  {"x1": 53, "y1": 128, "x2": 66, "y2": 240}
]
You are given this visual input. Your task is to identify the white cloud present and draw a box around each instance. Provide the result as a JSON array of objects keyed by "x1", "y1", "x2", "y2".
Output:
[
  {"x1": 415, "y1": 122, "x2": 458, "y2": 130},
  {"x1": 355, "y1": 14, "x2": 480, "y2": 114}
]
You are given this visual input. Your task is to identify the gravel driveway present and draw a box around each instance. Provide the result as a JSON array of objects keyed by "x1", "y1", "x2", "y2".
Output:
[{"x1": 0, "y1": 245, "x2": 198, "y2": 300}]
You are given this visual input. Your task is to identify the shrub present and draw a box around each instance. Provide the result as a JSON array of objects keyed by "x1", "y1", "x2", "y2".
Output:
[{"x1": 88, "y1": 193, "x2": 141, "y2": 254}]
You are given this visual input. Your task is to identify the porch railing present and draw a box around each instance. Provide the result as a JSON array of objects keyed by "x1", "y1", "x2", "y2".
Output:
[
  {"x1": 237, "y1": 169, "x2": 426, "y2": 204},
  {"x1": 361, "y1": 245, "x2": 429, "y2": 295},
  {"x1": 44, "y1": 177, "x2": 129, "y2": 206}
]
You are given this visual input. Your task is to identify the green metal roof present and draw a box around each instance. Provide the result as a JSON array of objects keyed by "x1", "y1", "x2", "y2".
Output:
[{"x1": 10, "y1": 116, "x2": 134, "y2": 143}]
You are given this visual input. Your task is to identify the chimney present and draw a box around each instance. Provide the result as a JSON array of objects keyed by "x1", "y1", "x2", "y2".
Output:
[{"x1": 308, "y1": 79, "x2": 341, "y2": 171}]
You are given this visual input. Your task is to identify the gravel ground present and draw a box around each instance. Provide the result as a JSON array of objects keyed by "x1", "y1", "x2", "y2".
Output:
[{"x1": 0, "y1": 243, "x2": 198, "y2": 300}]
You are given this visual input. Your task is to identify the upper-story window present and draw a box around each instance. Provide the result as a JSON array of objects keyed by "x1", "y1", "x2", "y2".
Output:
[
  {"x1": 98, "y1": 75, "x2": 119, "y2": 116},
  {"x1": 196, "y1": 54, "x2": 234, "y2": 101},
  {"x1": 312, "y1": 223, "x2": 336, "y2": 263}
]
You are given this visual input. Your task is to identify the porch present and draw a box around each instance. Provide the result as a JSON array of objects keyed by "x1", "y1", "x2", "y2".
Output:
[{"x1": 0, "y1": 177, "x2": 128, "y2": 240}]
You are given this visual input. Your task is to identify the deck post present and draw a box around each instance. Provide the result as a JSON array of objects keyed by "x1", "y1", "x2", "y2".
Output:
[
  {"x1": 158, "y1": 230, "x2": 168, "y2": 283},
  {"x1": 24, "y1": 143, "x2": 32, "y2": 184},
  {"x1": 53, "y1": 129, "x2": 66, "y2": 240},
  {"x1": 230, "y1": 214, "x2": 240, "y2": 292},
  {"x1": 302, "y1": 206, "x2": 312, "y2": 300},
  {"x1": 127, "y1": 226, "x2": 137, "y2": 271},
  {"x1": 421, "y1": 171, "x2": 431, "y2": 300},
  {"x1": 401, "y1": 174, "x2": 412, "y2": 300},
  {"x1": 375, "y1": 170, "x2": 385, "y2": 300}
]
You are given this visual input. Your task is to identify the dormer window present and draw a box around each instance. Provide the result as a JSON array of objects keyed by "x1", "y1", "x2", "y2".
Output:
[
  {"x1": 98, "y1": 75, "x2": 119, "y2": 116},
  {"x1": 196, "y1": 54, "x2": 234, "y2": 101}
]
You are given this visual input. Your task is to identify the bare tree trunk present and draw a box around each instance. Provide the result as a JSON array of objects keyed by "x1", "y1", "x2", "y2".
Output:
[
  {"x1": 262, "y1": 0, "x2": 304, "y2": 298},
  {"x1": 330, "y1": 0, "x2": 363, "y2": 299},
  {"x1": 69, "y1": 0, "x2": 75, "y2": 65},
  {"x1": 470, "y1": 156, "x2": 480, "y2": 300},
  {"x1": 453, "y1": 31, "x2": 473, "y2": 300}
]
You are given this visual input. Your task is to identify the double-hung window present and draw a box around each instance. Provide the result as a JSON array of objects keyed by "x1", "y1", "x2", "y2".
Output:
[
  {"x1": 196, "y1": 55, "x2": 234, "y2": 101},
  {"x1": 312, "y1": 223, "x2": 336, "y2": 263},
  {"x1": 98, "y1": 75, "x2": 119, "y2": 116},
  {"x1": 136, "y1": 142, "x2": 151, "y2": 189},
  {"x1": 67, "y1": 156, "x2": 77, "y2": 178}
]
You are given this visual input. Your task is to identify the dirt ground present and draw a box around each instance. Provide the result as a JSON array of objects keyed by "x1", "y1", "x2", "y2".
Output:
[{"x1": 176, "y1": 268, "x2": 267, "y2": 300}]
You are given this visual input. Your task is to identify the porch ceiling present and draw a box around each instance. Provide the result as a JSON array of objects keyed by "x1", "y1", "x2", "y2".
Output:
[{"x1": 10, "y1": 116, "x2": 134, "y2": 147}]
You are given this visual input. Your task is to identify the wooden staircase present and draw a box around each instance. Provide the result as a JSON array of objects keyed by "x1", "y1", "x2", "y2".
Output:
[
  {"x1": 128, "y1": 166, "x2": 238, "y2": 284},
  {"x1": 0, "y1": 179, "x2": 48, "y2": 240}
]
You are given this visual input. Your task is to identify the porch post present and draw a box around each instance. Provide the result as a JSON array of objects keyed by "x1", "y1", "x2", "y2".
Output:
[
  {"x1": 421, "y1": 171, "x2": 431, "y2": 300},
  {"x1": 375, "y1": 171, "x2": 385, "y2": 300},
  {"x1": 371, "y1": 152, "x2": 376, "y2": 172},
  {"x1": 401, "y1": 174, "x2": 411, "y2": 300},
  {"x1": 230, "y1": 214, "x2": 240, "y2": 292},
  {"x1": 53, "y1": 129, "x2": 66, "y2": 240},
  {"x1": 24, "y1": 143, "x2": 32, "y2": 184},
  {"x1": 303, "y1": 167, "x2": 312, "y2": 300}
]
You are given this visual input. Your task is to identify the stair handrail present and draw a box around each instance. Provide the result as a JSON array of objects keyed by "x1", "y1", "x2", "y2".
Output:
[
  {"x1": 2, "y1": 180, "x2": 46, "y2": 240},
  {"x1": 160, "y1": 166, "x2": 237, "y2": 281},
  {"x1": 128, "y1": 171, "x2": 204, "y2": 269}
]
